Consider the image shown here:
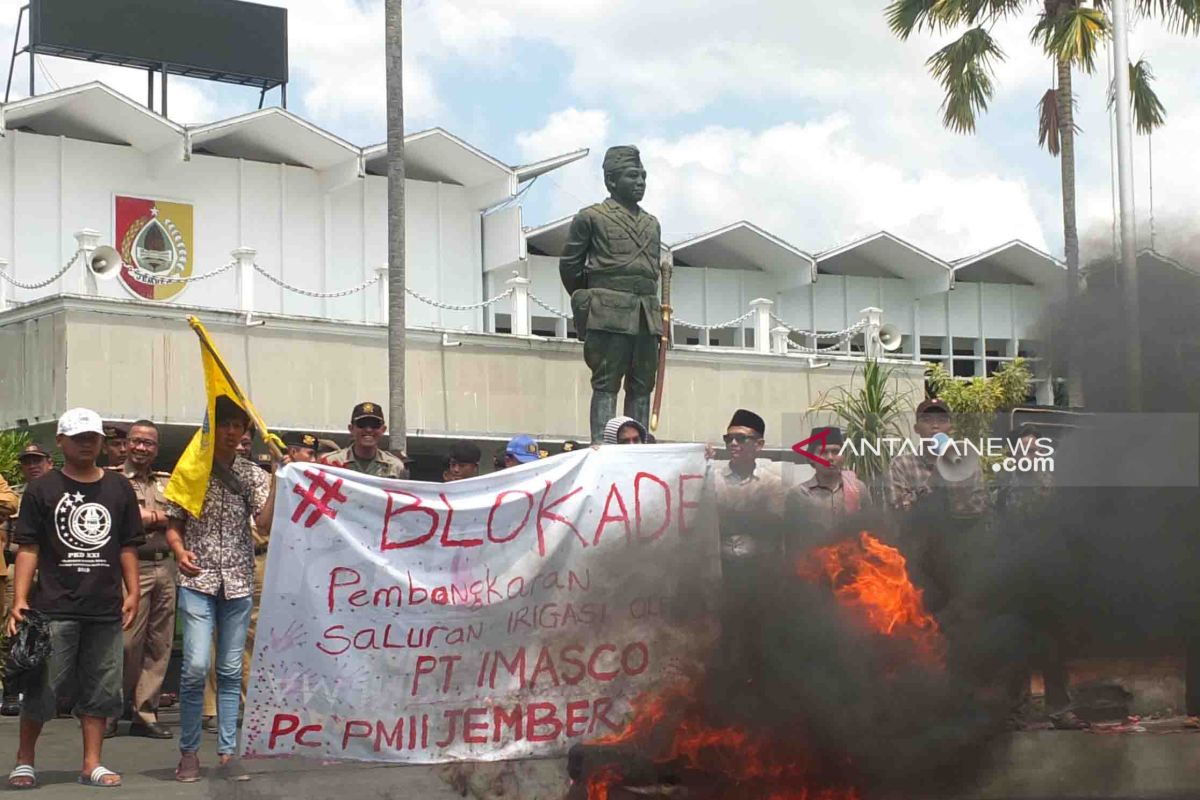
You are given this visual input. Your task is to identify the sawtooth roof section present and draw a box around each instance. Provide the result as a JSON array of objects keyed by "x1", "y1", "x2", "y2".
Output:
[
  {"x1": 815, "y1": 231, "x2": 952, "y2": 283},
  {"x1": 524, "y1": 216, "x2": 573, "y2": 257},
  {"x1": 188, "y1": 108, "x2": 360, "y2": 171},
  {"x1": 671, "y1": 221, "x2": 816, "y2": 283},
  {"x1": 952, "y1": 240, "x2": 1065, "y2": 286},
  {"x1": 513, "y1": 148, "x2": 589, "y2": 182},
  {"x1": 363, "y1": 128, "x2": 512, "y2": 187},
  {"x1": 1, "y1": 82, "x2": 183, "y2": 151}
]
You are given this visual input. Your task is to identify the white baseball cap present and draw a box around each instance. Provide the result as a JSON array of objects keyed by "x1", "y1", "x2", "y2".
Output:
[{"x1": 57, "y1": 407, "x2": 105, "y2": 437}]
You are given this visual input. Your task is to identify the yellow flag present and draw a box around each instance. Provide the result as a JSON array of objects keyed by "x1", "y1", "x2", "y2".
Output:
[{"x1": 165, "y1": 316, "x2": 284, "y2": 517}]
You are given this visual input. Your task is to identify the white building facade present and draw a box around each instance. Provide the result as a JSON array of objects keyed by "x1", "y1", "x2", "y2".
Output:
[{"x1": 1, "y1": 81, "x2": 1061, "y2": 467}]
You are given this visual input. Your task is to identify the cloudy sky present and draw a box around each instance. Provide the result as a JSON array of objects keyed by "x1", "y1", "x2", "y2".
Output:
[{"x1": 2, "y1": 0, "x2": 1196, "y2": 260}]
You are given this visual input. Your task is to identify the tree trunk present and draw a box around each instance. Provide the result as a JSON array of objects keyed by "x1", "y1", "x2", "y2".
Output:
[
  {"x1": 1056, "y1": 57, "x2": 1084, "y2": 407},
  {"x1": 385, "y1": 0, "x2": 407, "y2": 455}
]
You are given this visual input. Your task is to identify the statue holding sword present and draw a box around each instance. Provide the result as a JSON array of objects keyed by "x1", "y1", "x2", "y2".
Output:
[{"x1": 559, "y1": 145, "x2": 673, "y2": 443}]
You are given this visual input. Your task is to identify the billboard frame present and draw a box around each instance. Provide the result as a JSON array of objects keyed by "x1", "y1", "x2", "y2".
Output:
[{"x1": 5, "y1": 0, "x2": 288, "y2": 112}]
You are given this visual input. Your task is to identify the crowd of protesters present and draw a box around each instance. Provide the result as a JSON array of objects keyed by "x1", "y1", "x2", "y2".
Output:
[{"x1": 0, "y1": 393, "x2": 1070, "y2": 788}]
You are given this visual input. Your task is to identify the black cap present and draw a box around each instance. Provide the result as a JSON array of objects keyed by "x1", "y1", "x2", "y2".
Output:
[
  {"x1": 806, "y1": 426, "x2": 844, "y2": 453},
  {"x1": 285, "y1": 432, "x2": 320, "y2": 451},
  {"x1": 103, "y1": 422, "x2": 129, "y2": 440},
  {"x1": 255, "y1": 453, "x2": 274, "y2": 471},
  {"x1": 18, "y1": 442, "x2": 51, "y2": 461},
  {"x1": 728, "y1": 409, "x2": 766, "y2": 437},
  {"x1": 351, "y1": 402, "x2": 385, "y2": 425},
  {"x1": 916, "y1": 398, "x2": 951, "y2": 418},
  {"x1": 448, "y1": 440, "x2": 481, "y2": 465}
]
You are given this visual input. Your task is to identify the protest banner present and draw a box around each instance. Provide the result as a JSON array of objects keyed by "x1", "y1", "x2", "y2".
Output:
[{"x1": 240, "y1": 444, "x2": 719, "y2": 763}]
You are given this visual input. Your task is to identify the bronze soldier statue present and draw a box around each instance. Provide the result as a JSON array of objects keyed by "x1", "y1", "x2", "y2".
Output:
[{"x1": 560, "y1": 145, "x2": 667, "y2": 443}]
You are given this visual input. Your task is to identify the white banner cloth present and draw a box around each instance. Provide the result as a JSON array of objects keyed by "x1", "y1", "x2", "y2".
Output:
[{"x1": 240, "y1": 444, "x2": 719, "y2": 762}]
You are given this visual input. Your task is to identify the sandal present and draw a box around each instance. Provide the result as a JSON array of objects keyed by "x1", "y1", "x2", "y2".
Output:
[
  {"x1": 7, "y1": 764, "x2": 37, "y2": 790},
  {"x1": 176, "y1": 752, "x2": 201, "y2": 783},
  {"x1": 78, "y1": 766, "x2": 122, "y2": 787}
]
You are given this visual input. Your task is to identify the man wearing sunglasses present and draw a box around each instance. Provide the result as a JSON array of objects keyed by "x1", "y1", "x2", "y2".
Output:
[
  {"x1": 710, "y1": 409, "x2": 785, "y2": 553},
  {"x1": 321, "y1": 403, "x2": 410, "y2": 479}
]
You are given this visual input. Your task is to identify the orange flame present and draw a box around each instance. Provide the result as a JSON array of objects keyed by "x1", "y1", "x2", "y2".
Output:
[
  {"x1": 583, "y1": 681, "x2": 859, "y2": 799},
  {"x1": 801, "y1": 531, "x2": 944, "y2": 667}
]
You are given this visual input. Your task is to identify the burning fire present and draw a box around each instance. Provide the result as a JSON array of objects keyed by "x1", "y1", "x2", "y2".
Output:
[
  {"x1": 585, "y1": 682, "x2": 859, "y2": 800},
  {"x1": 580, "y1": 532, "x2": 938, "y2": 799},
  {"x1": 800, "y1": 531, "x2": 944, "y2": 667}
]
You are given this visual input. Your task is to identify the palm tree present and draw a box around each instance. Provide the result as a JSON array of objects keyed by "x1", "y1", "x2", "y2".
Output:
[
  {"x1": 885, "y1": 0, "x2": 1197, "y2": 404},
  {"x1": 385, "y1": 0, "x2": 406, "y2": 456}
]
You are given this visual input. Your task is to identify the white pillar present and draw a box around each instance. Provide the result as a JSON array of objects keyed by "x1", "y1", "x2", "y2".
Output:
[
  {"x1": 73, "y1": 228, "x2": 100, "y2": 295},
  {"x1": 771, "y1": 325, "x2": 790, "y2": 356},
  {"x1": 233, "y1": 247, "x2": 257, "y2": 315},
  {"x1": 376, "y1": 263, "x2": 389, "y2": 324},
  {"x1": 0, "y1": 259, "x2": 9, "y2": 311},
  {"x1": 506, "y1": 274, "x2": 531, "y2": 336},
  {"x1": 860, "y1": 306, "x2": 883, "y2": 360},
  {"x1": 749, "y1": 297, "x2": 773, "y2": 354}
]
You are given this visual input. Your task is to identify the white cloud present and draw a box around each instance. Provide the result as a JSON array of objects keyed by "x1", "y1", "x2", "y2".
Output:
[{"x1": 519, "y1": 110, "x2": 1047, "y2": 258}]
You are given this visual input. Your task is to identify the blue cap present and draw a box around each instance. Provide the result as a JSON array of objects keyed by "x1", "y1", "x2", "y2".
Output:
[{"x1": 505, "y1": 434, "x2": 541, "y2": 464}]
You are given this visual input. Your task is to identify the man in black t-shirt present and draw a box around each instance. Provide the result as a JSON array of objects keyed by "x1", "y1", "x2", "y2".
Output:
[{"x1": 6, "y1": 408, "x2": 143, "y2": 790}]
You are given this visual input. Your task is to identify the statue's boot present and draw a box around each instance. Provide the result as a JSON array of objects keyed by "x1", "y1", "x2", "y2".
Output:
[
  {"x1": 590, "y1": 391, "x2": 618, "y2": 444},
  {"x1": 624, "y1": 393, "x2": 651, "y2": 434}
]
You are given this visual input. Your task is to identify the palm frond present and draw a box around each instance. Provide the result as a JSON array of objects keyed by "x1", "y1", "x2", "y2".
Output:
[
  {"x1": 1037, "y1": 88, "x2": 1062, "y2": 156},
  {"x1": 926, "y1": 26, "x2": 1005, "y2": 133},
  {"x1": 886, "y1": 0, "x2": 941, "y2": 38},
  {"x1": 1037, "y1": 85, "x2": 1081, "y2": 156},
  {"x1": 1135, "y1": 0, "x2": 1200, "y2": 35},
  {"x1": 1129, "y1": 58, "x2": 1167, "y2": 134},
  {"x1": 0, "y1": 429, "x2": 33, "y2": 486},
  {"x1": 952, "y1": 0, "x2": 1029, "y2": 24},
  {"x1": 1033, "y1": 5, "x2": 1110, "y2": 73}
]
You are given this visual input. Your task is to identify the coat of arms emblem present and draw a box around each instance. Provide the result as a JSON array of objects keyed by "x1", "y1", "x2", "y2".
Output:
[{"x1": 114, "y1": 196, "x2": 195, "y2": 301}]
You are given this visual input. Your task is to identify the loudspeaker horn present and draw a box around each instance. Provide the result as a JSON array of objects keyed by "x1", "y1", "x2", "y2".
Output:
[
  {"x1": 936, "y1": 442, "x2": 979, "y2": 483},
  {"x1": 876, "y1": 323, "x2": 903, "y2": 352},
  {"x1": 88, "y1": 246, "x2": 123, "y2": 280}
]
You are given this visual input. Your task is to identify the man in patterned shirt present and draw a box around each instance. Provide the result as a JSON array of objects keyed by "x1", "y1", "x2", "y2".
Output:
[{"x1": 165, "y1": 396, "x2": 273, "y2": 782}]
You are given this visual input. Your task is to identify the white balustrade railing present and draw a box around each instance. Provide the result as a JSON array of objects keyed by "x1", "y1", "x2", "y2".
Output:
[{"x1": 0, "y1": 237, "x2": 896, "y2": 363}]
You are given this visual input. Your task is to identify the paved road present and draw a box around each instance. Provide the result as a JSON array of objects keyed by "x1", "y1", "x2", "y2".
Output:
[{"x1": 0, "y1": 708, "x2": 570, "y2": 799}]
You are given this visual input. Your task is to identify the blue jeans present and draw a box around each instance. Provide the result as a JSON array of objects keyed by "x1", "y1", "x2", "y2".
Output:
[{"x1": 177, "y1": 586, "x2": 252, "y2": 755}]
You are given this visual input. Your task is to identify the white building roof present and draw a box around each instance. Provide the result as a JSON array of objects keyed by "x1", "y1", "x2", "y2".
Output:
[
  {"x1": 188, "y1": 108, "x2": 359, "y2": 170},
  {"x1": 524, "y1": 216, "x2": 574, "y2": 257},
  {"x1": 815, "y1": 231, "x2": 952, "y2": 283},
  {"x1": 2, "y1": 82, "x2": 582, "y2": 193},
  {"x1": 363, "y1": 128, "x2": 513, "y2": 187},
  {"x1": 952, "y1": 240, "x2": 1065, "y2": 286},
  {"x1": 670, "y1": 221, "x2": 816, "y2": 284},
  {"x1": 1, "y1": 82, "x2": 183, "y2": 152},
  {"x1": 513, "y1": 148, "x2": 589, "y2": 182}
]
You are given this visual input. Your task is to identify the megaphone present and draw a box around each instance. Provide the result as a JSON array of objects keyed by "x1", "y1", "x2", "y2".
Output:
[
  {"x1": 876, "y1": 323, "x2": 903, "y2": 352},
  {"x1": 88, "y1": 246, "x2": 123, "y2": 280},
  {"x1": 931, "y1": 433, "x2": 979, "y2": 482}
]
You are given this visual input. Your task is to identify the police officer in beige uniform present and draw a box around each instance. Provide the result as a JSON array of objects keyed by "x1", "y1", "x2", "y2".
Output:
[
  {"x1": 107, "y1": 420, "x2": 175, "y2": 739},
  {"x1": 320, "y1": 403, "x2": 410, "y2": 478}
]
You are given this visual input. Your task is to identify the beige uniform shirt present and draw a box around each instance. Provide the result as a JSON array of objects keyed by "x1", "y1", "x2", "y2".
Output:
[
  {"x1": 122, "y1": 463, "x2": 170, "y2": 556},
  {"x1": 320, "y1": 446, "x2": 408, "y2": 479}
]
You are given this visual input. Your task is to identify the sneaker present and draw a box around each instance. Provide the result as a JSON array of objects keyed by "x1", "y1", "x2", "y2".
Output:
[
  {"x1": 202, "y1": 716, "x2": 219, "y2": 734},
  {"x1": 175, "y1": 752, "x2": 201, "y2": 783}
]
